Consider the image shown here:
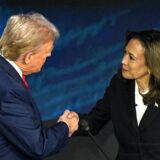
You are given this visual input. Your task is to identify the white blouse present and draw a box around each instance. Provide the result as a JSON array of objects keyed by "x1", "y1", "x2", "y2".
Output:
[{"x1": 135, "y1": 82, "x2": 148, "y2": 126}]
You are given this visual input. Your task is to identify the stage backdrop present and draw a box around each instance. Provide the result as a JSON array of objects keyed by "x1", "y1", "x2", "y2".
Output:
[
  {"x1": 0, "y1": 1, "x2": 160, "y2": 159},
  {"x1": 1, "y1": 0, "x2": 160, "y2": 120}
]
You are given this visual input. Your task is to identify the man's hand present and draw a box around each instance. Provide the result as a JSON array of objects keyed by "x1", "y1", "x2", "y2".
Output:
[{"x1": 57, "y1": 110, "x2": 79, "y2": 137}]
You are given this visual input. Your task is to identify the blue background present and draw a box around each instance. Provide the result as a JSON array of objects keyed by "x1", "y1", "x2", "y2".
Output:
[{"x1": 1, "y1": 0, "x2": 160, "y2": 120}]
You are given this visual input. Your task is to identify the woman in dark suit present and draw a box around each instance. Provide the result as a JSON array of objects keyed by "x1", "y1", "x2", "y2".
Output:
[{"x1": 74, "y1": 30, "x2": 160, "y2": 160}]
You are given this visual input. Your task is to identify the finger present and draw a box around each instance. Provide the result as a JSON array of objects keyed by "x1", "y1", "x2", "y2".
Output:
[
  {"x1": 67, "y1": 113, "x2": 72, "y2": 118},
  {"x1": 67, "y1": 111, "x2": 76, "y2": 118},
  {"x1": 72, "y1": 112, "x2": 79, "y2": 119},
  {"x1": 68, "y1": 111, "x2": 76, "y2": 118}
]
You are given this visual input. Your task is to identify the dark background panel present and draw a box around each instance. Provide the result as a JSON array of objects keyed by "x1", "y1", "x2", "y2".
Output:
[{"x1": 44, "y1": 121, "x2": 118, "y2": 160}]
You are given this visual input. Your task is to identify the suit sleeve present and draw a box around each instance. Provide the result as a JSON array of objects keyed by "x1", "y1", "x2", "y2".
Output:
[
  {"x1": 0, "y1": 88, "x2": 69, "y2": 159},
  {"x1": 76, "y1": 75, "x2": 117, "y2": 135}
]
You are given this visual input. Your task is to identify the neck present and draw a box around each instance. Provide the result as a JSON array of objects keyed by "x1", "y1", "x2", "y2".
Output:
[
  {"x1": 14, "y1": 61, "x2": 29, "y2": 75},
  {"x1": 136, "y1": 76, "x2": 150, "y2": 93}
]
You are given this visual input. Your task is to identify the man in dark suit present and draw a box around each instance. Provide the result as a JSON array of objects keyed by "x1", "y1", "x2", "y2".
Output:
[{"x1": 0, "y1": 13, "x2": 79, "y2": 160}]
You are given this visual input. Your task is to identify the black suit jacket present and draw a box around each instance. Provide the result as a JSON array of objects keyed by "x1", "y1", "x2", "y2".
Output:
[
  {"x1": 80, "y1": 74, "x2": 160, "y2": 160},
  {"x1": 0, "y1": 56, "x2": 69, "y2": 160}
]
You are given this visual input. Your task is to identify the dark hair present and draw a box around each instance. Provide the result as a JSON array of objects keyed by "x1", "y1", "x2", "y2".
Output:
[{"x1": 122, "y1": 30, "x2": 160, "y2": 105}]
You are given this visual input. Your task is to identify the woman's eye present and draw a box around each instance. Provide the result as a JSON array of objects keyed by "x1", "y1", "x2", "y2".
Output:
[{"x1": 129, "y1": 55, "x2": 135, "y2": 60}]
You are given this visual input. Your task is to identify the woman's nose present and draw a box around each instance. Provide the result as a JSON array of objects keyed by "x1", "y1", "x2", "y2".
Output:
[{"x1": 121, "y1": 55, "x2": 128, "y2": 65}]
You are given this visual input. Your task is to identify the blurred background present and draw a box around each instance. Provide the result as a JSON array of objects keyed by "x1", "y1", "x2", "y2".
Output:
[{"x1": 0, "y1": 0, "x2": 160, "y2": 159}]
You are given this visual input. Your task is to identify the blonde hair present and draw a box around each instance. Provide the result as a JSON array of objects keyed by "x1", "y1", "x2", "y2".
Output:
[{"x1": 0, "y1": 13, "x2": 59, "y2": 60}]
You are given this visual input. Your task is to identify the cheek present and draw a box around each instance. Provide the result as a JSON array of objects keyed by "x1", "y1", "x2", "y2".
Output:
[
  {"x1": 132, "y1": 66, "x2": 148, "y2": 78},
  {"x1": 42, "y1": 57, "x2": 47, "y2": 63},
  {"x1": 123, "y1": 65, "x2": 139, "y2": 78},
  {"x1": 129, "y1": 62, "x2": 144, "y2": 72},
  {"x1": 39, "y1": 57, "x2": 47, "y2": 67},
  {"x1": 32, "y1": 55, "x2": 48, "y2": 70}
]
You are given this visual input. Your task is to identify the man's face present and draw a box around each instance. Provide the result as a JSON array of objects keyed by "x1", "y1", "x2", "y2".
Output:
[{"x1": 27, "y1": 40, "x2": 53, "y2": 74}]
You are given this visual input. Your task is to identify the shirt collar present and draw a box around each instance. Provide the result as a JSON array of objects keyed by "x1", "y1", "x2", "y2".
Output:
[
  {"x1": 0, "y1": 53, "x2": 23, "y2": 78},
  {"x1": 6, "y1": 59, "x2": 22, "y2": 78}
]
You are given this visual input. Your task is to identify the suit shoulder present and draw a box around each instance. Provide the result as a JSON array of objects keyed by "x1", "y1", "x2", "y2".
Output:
[
  {"x1": 0, "y1": 70, "x2": 22, "y2": 98},
  {"x1": 110, "y1": 73, "x2": 133, "y2": 87}
]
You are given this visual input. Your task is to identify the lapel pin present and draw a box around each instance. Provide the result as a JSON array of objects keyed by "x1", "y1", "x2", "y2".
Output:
[{"x1": 155, "y1": 102, "x2": 159, "y2": 108}]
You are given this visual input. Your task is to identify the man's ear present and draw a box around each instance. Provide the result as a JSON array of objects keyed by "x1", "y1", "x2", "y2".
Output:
[{"x1": 24, "y1": 52, "x2": 33, "y2": 64}]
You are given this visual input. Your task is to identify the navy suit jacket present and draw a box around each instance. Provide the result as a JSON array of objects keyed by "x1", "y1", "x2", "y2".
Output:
[
  {"x1": 78, "y1": 74, "x2": 160, "y2": 160},
  {"x1": 0, "y1": 56, "x2": 69, "y2": 160}
]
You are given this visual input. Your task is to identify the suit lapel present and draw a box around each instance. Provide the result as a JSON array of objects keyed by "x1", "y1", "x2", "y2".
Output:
[
  {"x1": 139, "y1": 102, "x2": 160, "y2": 130},
  {"x1": 119, "y1": 78, "x2": 160, "y2": 134},
  {"x1": 120, "y1": 80, "x2": 139, "y2": 136},
  {"x1": 0, "y1": 56, "x2": 40, "y2": 119}
]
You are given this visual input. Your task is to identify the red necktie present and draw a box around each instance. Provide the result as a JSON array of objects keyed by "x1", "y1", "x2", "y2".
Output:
[{"x1": 22, "y1": 74, "x2": 29, "y2": 89}]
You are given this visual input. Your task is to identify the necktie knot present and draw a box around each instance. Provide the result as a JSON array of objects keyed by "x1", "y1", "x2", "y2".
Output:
[{"x1": 22, "y1": 74, "x2": 29, "y2": 89}]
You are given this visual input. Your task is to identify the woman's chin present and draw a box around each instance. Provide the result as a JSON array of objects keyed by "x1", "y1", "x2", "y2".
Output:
[{"x1": 122, "y1": 72, "x2": 132, "y2": 79}]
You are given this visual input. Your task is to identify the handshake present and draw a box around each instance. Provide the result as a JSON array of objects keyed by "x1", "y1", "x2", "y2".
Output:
[{"x1": 57, "y1": 110, "x2": 79, "y2": 137}]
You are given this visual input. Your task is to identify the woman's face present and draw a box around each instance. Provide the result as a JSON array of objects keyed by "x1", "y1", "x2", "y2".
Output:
[{"x1": 121, "y1": 38, "x2": 150, "y2": 81}]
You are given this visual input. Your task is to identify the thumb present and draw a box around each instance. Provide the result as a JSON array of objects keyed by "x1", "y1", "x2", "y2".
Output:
[{"x1": 63, "y1": 109, "x2": 70, "y2": 116}]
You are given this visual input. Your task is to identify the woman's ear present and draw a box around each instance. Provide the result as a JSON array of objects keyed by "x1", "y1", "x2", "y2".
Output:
[{"x1": 24, "y1": 52, "x2": 33, "y2": 64}]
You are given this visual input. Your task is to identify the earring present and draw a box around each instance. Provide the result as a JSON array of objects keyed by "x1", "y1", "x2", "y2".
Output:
[{"x1": 148, "y1": 69, "x2": 151, "y2": 74}]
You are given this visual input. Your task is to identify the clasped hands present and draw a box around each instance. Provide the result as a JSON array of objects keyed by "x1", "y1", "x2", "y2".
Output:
[{"x1": 57, "y1": 110, "x2": 79, "y2": 137}]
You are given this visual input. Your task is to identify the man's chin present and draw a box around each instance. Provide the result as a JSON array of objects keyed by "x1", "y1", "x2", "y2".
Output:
[{"x1": 30, "y1": 69, "x2": 41, "y2": 74}]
